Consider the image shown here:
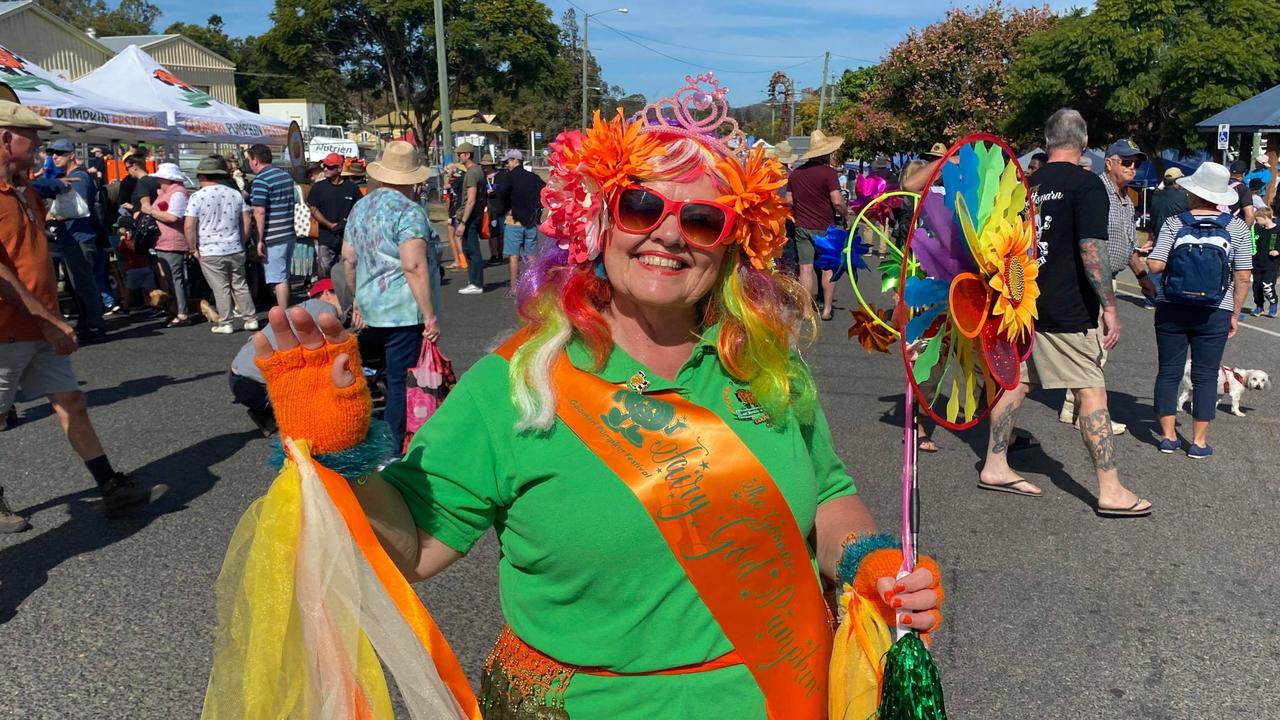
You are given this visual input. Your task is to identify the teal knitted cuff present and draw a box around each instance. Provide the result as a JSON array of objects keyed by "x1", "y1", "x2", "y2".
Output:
[
  {"x1": 268, "y1": 421, "x2": 398, "y2": 479},
  {"x1": 837, "y1": 532, "x2": 901, "y2": 586}
]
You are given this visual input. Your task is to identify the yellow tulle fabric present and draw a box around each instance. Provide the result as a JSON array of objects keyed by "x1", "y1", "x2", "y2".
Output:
[
  {"x1": 829, "y1": 586, "x2": 894, "y2": 720},
  {"x1": 201, "y1": 441, "x2": 474, "y2": 720}
]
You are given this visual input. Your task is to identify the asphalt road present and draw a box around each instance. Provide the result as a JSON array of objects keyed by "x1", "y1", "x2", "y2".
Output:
[{"x1": 2, "y1": 260, "x2": 1279, "y2": 719}]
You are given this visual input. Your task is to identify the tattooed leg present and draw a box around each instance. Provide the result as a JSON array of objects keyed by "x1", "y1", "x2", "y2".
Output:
[
  {"x1": 1078, "y1": 408, "x2": 1117, "y2": 471},
  {"x1": 1074, "y1": 387, "x2": 1148, "y2": 511},
  {"x1": 979, "y1": 383, "x2": 1041, "y2": 495}
]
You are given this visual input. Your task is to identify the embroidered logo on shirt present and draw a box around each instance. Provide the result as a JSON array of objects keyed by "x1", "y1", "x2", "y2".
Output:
[
  {"x1": 627, "y1": 370, "x2": 650, "y2": 393},
  {"x1": 725, "y1": 387, "x2": 770, "y2": 424}
]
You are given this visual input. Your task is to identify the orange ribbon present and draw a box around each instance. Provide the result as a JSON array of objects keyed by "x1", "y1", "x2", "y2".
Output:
[
  {"x1": 303, "y1": 448, "x2": 483, "y2": 720},
  {"x1": 498, "y1": 337, "x2": 832, "y2": 719}
]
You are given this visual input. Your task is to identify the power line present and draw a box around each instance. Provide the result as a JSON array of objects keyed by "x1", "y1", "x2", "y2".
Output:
[
  {"x1": 594, "y1": 17, "x2": 821, "y2": 75},
  {"x1": 831, "y1": 53, "x2": 881, "y2": 64},
  {"x1": 565, "y1": 0, "x2": 822, "y2": 75}
]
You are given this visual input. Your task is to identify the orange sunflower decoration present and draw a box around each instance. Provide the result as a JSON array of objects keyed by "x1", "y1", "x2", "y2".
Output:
[
  {"x1": 983, "y1": 216, "x2": 1039, "y2": 344},
  {"x1": 716, "y1": 146, "x2": 789, "y2": 270}
]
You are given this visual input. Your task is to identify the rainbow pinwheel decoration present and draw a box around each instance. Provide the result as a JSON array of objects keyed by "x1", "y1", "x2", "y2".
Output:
[{"x1": 897, "y1": 134, "x2": 1039, "y2": 430}]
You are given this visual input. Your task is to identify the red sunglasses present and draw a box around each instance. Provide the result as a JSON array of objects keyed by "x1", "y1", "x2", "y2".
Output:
[{"x1": 610, "y1": 185, "x2": 737, "y2": 248}]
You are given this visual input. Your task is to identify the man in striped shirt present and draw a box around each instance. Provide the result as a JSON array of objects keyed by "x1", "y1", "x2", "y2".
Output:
[{"x1": 247, "y1": 144, "x2": 296, "y2": 309}]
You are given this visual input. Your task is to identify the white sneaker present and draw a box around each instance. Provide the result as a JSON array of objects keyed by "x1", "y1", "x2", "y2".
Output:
[
  {"x1": 458, "y1": 284, "x2": 483, "y2": 295},
  {"x1": 1110, "y1": 421, "x2": 1127, "y2": 436},
  {"x1": 211, "y1": 324, "x2": 235, "y2": 334},
  {"x1": 243, "y1": 318, "x2": 260, "y2": 331}
]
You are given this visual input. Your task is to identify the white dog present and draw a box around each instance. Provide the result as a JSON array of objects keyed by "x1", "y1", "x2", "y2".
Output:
[{"x1": 1177, "y1": 360, "x2": 1271, "y2": 417}]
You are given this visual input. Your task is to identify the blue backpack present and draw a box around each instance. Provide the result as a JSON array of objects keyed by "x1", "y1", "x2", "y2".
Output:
[{"x1": 1161, "y1": 212, "x2": 1232, "y2": 306}]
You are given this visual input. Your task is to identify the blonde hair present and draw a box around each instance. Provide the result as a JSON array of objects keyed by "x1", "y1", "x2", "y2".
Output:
[{"x1": 1257, "y1": 206, "x2": 1274, "y2": 220}]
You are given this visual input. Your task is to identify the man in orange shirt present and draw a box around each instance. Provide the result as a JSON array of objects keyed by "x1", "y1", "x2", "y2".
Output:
[{"x1": 0, "y1": 102, "x2": 149, "y2": 532}]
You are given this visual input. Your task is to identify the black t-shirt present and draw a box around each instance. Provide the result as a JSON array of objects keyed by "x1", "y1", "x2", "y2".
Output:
[
  {"x1": 1230, "y1": 181, "x2": 1253, "y2": 219},
  {"x1": 131, "y1": 176, "x2": 159, "y2": 207},
  {"x1": 307, "y1": 178, "x2": 361, "y2": 247},
  {"x1": 1029, "y1": 161, "x2": 1110, "y2": 333}
]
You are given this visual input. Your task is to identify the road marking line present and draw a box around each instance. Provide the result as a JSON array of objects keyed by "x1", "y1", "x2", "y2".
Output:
[{"x1": 1115, "y1": 280, "x2": 1280, "y2": 339}]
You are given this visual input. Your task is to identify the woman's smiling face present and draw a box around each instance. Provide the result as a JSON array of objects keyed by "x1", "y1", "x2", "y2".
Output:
[{"x1": 602, "y1": 174, "x2": 730, "y2": 314}]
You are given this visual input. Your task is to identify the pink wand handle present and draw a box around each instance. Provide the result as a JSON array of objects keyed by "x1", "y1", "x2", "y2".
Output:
[{"x1": 900, "y1": 382, "x2": 915, "y2": 576}]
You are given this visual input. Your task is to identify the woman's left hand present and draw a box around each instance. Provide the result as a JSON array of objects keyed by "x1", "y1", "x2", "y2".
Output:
[{"x1": 875, "y1": 566, "x2": 941, "y2": 633}]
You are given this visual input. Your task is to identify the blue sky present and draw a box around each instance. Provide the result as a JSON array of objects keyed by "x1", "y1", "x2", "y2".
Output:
[{"x1": 151, "y1": 0, "x2": 1086, "y2": 104}]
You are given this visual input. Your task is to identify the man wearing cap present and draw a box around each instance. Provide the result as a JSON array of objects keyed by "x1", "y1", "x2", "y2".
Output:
[
  {"x1": 493, "y1": 148, "x2": 545, "y2": 281},
  {"x1": 307, "y1": 152, "x2": 361, "y2": 279},
  {"x1": 46, "y1": 138, "x2": 108, "y2": 336},
  {"x1": 229, "y1": 278, "x2": 346, "y2": 435},
  {"x1": 248, "y1": 144, "x2": 297, "y2": 310},
  {"x1": 1148, "y1": 167, "x2": 1189, "y2": 251},
  {"x1": 342, "y1": 140, "x2": 441, "y2": 445},
  {"x1": 788, "y1": 129, "x2": 850, "y2": 321},
  {"x1": 0, "y1": 101, "x2": 149, "y2": 530},
  {"x1": 186, "y1": 157, "x2": 256, "y2": 333},
  {"x1": 453, "y1": 142, "x2": 485, "y2": 294}
]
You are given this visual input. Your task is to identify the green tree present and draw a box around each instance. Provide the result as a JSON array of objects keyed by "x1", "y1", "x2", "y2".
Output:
[
  {"x1": 257, "y1": 0, "x2": 563, "y2": 142},
  {"x1": 163, "y1": 15, "x2": 235, "y2": 62},
  {"x1": 830, "y1": 2, "x2": 1053, "y2": 155},
  {"x1": 1004, "y1": 0, "x2": 1280, "y2": 157},
  {"x1": 38, "y1": 0, "x2": 159, "y2": 35}
]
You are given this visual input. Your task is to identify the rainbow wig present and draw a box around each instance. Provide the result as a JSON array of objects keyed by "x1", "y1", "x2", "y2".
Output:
[{"x1": 509, "y1": 74, "x2": 816, "y2": 432}]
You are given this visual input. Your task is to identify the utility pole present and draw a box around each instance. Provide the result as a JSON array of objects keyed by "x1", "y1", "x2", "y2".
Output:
[
  {"x1": 433, "y1": 0, "x2": 452, "y2": 164},
  {"x1": 816, "y1": 51, "x2": 830, "y2": 132}
]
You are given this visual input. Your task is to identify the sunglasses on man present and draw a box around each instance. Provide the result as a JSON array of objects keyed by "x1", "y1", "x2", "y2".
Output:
[
  {"x1": 1112, "y1": 156, "x2": 1141, "y2": 168},
  {"x1": 322, "y1": 164, "x2": 342, "y2": 170}
]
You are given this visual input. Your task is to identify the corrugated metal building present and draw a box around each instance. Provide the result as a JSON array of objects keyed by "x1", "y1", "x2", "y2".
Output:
[
  {"x1": 0, "y1": 5, "x2": 238, "y2": 105},
  {"x1": 0, "y1": 0, "x2": 111, "y2": 79},
  {"x1": 97, "y1": 35, "x2": 236, "y2": 106}
]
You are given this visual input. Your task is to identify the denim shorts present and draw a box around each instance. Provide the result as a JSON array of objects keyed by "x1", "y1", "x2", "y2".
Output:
[
  {"x1": 264, "y1": 240, "x2": 295, "y2": 284},
  {"x1": 502, "y1": 224, "x2": 540, "y2": 258}
]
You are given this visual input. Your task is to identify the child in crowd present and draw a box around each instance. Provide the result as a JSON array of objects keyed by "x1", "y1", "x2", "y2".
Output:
[
  {"x1": 114, "y1": 218, "x2": 162, "y2": 316},
  {"x1": 1253, "y1": 206, "x2": 1279, "y2": 317}
]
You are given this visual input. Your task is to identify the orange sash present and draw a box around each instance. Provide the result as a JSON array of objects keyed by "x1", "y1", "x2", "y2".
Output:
[{"x1": 498, "y1": 338, "x2": 832, "y2": 719}]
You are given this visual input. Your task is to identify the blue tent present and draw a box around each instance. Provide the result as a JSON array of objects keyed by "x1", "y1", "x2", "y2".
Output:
[
  {"x1": 1130, "y1": 157, "x2": 1198, "y2": 188},
  {"x1": 1197, "y1": 84, "x2": 1280, "y2": 134}
]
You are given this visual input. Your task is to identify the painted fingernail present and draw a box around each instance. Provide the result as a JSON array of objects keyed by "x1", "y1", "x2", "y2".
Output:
[
  {"x1": 900, "y1": 614, "x2": 914, "y2": 625},
  {"x1": 892, "y1": 598, "x2": 903, "y2": 608},
  {"x1": 882, "y1": 591, "x2": 893, "y2": 603},
  {"x1": 895, "y1": 583, "x2": 906, "y2": 593}
]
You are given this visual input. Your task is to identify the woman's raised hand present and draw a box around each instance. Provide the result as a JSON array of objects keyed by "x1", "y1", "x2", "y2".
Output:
[{"x1": 252, "y1": 306, "x2": 372, "y2": 454}]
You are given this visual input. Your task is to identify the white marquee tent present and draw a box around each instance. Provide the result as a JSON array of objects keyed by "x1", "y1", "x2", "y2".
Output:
[
  {"x1": 0, "y1": 43, "x2": 168, "y2": 141},
  {"x1": 76, "y1": 45, "x2": 289, "y2": 145}
]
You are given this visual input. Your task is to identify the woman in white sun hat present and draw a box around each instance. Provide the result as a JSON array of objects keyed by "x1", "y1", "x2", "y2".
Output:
[
  {"x1": 1146, "y1": 161, "x2": 1254, "y2": 459},
  {"x1": 144, "y1": 162, "x2": 193, "y2": 326}
]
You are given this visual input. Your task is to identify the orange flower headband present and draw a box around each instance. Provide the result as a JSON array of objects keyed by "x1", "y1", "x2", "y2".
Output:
[{"x1": 540, "y1": 73, "x2": 789, "y2": 271}]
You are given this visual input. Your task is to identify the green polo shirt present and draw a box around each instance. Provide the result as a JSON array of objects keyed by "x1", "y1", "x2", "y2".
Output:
[{"x1": 381, "y1": 327, "x2": 855, "y2": 717}]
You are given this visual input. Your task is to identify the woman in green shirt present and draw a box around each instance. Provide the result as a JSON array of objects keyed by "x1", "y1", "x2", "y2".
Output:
[{"x1": 250, "y1": 76, "x2": 943, "y2": 719}]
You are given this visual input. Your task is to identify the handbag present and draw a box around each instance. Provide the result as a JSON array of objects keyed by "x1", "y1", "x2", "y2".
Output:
[
  {"x1": 292, "y1": 184, "x2": 312, "y2": 238},
  {"x1": 403, "y1": 338, "x2": 456, "y2": 450},
  {"x1": 49, "y1": 187, "x2": 91, "y2": 220},
  {"x1": 479, "y1": 207, "x2": 491, "y2": 239}
]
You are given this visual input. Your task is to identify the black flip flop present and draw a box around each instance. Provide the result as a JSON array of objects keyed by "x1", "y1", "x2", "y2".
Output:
[
  {"x1": 1095, "y1": 499, "x2": 1153, "y2": 518},
  {"x1": 977, "y1": 479, "x2": 1042, "y2": 497}
]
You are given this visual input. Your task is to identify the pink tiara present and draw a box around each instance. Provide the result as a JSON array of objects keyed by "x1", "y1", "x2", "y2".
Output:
[{"x1": 634, "y1": 73, "x2": 748, "y2": 161}]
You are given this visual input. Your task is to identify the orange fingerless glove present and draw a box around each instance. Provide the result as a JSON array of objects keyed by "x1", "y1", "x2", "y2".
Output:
[
  {"x1": 254, "y1": 335, "x2": 372, "y2": 454},
  {"x1": 851, "y1": 547, "x2": 944, "y2": 632}
]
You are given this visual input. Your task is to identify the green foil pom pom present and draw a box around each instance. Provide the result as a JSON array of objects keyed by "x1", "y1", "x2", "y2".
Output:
[{"x1": 877, "y1": 632, "x2": 947, "y2": 720}]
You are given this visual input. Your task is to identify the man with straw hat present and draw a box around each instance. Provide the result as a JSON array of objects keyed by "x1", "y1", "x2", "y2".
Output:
[
  {"x1": 481, "y1": 153, "x2": 504, "y2": 265},
  {"x1": 789, "y1": 129, "x2": 850, "y2": 321},
  {"x1": 340, "y1": 140, "x2": 441, "y2": 446},
  {"x1": 0, "y1": 100, "x2": 151, "y2": 530}
]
